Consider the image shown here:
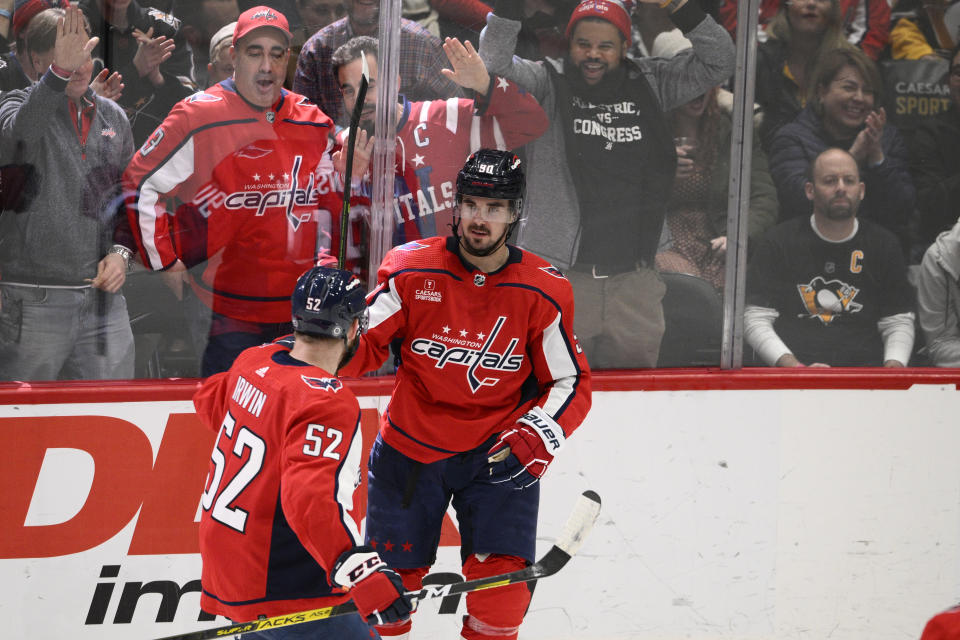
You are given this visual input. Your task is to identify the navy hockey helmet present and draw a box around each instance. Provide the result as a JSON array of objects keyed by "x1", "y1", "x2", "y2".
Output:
[
  {"x1": 291, "y1": 267, "x2": 368, "y2": 340},
  {"x1": 455, "y1": 148, "x2": 525, "y2": 217}
]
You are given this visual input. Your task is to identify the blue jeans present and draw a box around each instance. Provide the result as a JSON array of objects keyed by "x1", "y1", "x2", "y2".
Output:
[
  {"x1": 201, "y1": 311, "x2": 292, "y2": 377},
  {"x1": 0, "y1": 285, "x2": 134, "y2": 381},
  {"x1": 240, "y1": 613, "x2": 379, "y2": 639}
]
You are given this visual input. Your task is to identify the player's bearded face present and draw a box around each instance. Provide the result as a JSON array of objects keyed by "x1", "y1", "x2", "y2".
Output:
[
  {"x1": 337, "y1": 318, "x2": 364, "y2": 370},
  {"x1": 457, "y1": 195, "x2": 515, "y2": 256},
  {"x1": 232, "y1": 32, "x2": 290, "y2": 108}
]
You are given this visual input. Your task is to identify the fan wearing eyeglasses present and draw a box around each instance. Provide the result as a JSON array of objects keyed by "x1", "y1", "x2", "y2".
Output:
[{"x1": 768, "y1": 45, "x2": 916, "y2": 254}]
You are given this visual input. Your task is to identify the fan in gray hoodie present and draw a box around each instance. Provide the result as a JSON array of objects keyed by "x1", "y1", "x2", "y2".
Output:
[
  {"x1": 917, "y1": 218, "x2": 960, "y2": 366},
  {"x1": 0, "y1": 6, "x2": 135, "y2": 381},
  {"x1": 479, "y1": 0, "x2": 735, "y2": 368}
]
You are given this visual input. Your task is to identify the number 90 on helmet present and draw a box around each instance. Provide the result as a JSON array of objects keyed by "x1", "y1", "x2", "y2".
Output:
[
  {"x1": 291, "y1": 267, "x2": 369, "y2": 340},
  {"x1": 455, "y1": 148, "x2": 525, "y2": 217}
]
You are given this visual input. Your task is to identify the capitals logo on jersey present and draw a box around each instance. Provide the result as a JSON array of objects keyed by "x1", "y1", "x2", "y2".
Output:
[
  {"x1": 797, "y1": 276, "x2": 863, "y2": 324},
  {"x1": 539, "y1": 265, "x2": 566, "y2": 279},
  {"x1": 410, "y1": 316, "x2": 524, "y2": 393},
  {"x1": 301, "y1": 375, "x2": 343, "y2": 392},
  {"x1": 191, "y1": 155, "x2": 328, "y2": 231},
  {"x1": 189, "y1": 92, "x2": 223, "y2": 104},
  {"x1": 398, "y1": 241, "x2": 430, "y2": 252}
]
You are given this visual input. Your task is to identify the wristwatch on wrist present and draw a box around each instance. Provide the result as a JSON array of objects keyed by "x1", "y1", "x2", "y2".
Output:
[{"x1": 109, "y1": 244, "x2": 133, "y2": 268}]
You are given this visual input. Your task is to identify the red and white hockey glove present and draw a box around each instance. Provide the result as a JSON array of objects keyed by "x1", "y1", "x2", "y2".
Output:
[
  {"x1": 332, "y1": 546, "x2": 413, "y2": 626},
  {"x1": 486, "y1": 408, "x2": 566, "y2": 490}
]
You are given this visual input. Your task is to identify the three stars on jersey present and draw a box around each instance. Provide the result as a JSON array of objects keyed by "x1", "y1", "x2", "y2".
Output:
[{"x1": 411, "y1": 316, "x2": 524, "y2": 393}]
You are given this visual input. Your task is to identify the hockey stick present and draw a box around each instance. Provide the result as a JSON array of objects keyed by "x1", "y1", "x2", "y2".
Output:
[
  {"x1": 153, "y1": 490, "x2": 601, "y2": 640},
  {"x1": 337, "y1": 50, "x2": 370, "y2": 269}
]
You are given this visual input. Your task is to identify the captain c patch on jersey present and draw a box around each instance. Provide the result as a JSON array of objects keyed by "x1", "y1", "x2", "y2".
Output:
[{"x1": 797, "y1": 276, "x2": 863, "y2": 324}]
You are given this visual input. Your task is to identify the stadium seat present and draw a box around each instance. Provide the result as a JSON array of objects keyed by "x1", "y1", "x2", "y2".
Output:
[{"x1": 657, "y1": 272, "x2": 723, "y2": 367}]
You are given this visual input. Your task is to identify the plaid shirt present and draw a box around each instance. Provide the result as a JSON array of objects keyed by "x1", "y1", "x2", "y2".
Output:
[{"x1": 294, "y1": 17, "x2": 464, "y2": 125}]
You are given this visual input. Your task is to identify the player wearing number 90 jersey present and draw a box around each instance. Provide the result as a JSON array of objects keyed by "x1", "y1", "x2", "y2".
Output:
[{"x1": 193, "y1": 266, "x2": 412, "y2": 634}]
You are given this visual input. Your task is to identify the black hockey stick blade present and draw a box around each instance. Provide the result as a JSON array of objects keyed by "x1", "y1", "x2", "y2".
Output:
[
  {"x1": 153, "y1": 490, "x2": 601, "y2": 640},
  {"x1": 337, "y1": 50, "x2": 370, "y2": 269}
]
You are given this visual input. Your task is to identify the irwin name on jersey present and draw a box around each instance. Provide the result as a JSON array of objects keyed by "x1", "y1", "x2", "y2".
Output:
[
  {"x1": 232, "y1": 375, "x2": 268, "y2": 417},
  {"x1": 409, "y1": 316, "x2": 524, "y2": 393}
]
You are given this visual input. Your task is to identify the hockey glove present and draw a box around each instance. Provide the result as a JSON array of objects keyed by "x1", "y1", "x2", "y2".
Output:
[
  {"x1": 486, "y1": 410, "x2": 566, "y2": 489},
  {"x1": 332, "y1": 546, "x2": 414, "y2": 626}
]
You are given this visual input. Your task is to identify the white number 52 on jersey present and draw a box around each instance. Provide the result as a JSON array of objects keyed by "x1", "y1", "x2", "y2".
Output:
[
  {"x1": 201, "y1": 414, "x2": 345, "y2": 533},
  {"x1": 303, "y1": 423, "x2": 343, "y2": 459},
  {"x1": 200, "y1": 411, "x2": 265, "y2": 533}
]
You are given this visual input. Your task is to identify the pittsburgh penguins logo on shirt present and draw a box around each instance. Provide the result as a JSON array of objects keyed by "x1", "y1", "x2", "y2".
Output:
[{"x1": 797, "y1": 276, "x2": 863, "y2": 325}]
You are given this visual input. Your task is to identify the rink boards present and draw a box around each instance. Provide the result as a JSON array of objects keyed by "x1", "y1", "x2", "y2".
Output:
[{"x1": 2, "y1": 370, "x2": 959, "y2": 640}]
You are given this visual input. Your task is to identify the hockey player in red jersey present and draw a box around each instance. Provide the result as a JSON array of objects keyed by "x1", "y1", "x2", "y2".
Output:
[
  {"x1": 124, "y1": 6, "x2": 345, "y2": 376},
  {"x1": 922, "y1": 604, "x2": 960, "y2": 639},
  {"x1": 338, "y1": 149, "x2": 592, "y2": 640},
  {"x1": 331, "y1": 35, "x2": 549, "y2": 260},
  {"x1": 193, "y1": 266, "x2": 413, "y2": 638}
]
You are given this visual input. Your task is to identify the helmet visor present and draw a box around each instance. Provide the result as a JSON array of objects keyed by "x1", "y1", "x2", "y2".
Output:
[{"x1": 457, "y1": 196, "x2": 516, "y2": 223}]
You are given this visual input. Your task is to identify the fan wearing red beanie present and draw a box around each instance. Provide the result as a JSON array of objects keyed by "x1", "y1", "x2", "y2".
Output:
[
  {"x1": 0, "y1": 0, "x2": 70, "y2": 91},
  {"x1": 11, "y1": 0, "x2": 68, "y2": 41},
  {"x1": 478, "y1": 0, "x2": 734, "y2": 372},
  {"x1": 565, "y1": 0, "x2": 633, "y2": 47}
]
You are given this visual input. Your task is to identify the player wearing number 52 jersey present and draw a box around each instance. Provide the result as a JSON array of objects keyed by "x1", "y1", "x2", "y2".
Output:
[
  {"x1": 339, "y1": 150, "x2": 591, "y2": 640},
  {"x1": 193, "y1": 267, "x2": 412, "y2": 638}
]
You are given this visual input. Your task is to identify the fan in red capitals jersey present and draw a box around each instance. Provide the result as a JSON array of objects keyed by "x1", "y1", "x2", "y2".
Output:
[
  {"x1": 338, "y1": 150, "x2": 592, "y2": 640},
  {"x1": 330, "y1": 35, "x2": 549, "y2": 278},
  {"x1": 194, "y1": 266, "x2": 413, "y2": 639},
  {"x1": 123, "y1": 6, "x2": 347, "y2": 376}
]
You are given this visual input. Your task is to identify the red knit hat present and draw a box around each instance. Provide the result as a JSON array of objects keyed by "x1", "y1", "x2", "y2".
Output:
[
  {"x1": 565, "y1": 0, "x2": 633, "y2": 47},
  {"x1": 12, "y1": 0, "x2": 69, "y2": 40}
]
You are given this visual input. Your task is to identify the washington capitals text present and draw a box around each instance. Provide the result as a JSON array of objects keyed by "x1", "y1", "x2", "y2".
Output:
[{"x1": 410, "y1": 317, "x2": 524, "y2": 393}]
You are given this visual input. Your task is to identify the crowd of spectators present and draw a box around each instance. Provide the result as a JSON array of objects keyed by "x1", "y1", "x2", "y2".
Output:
[{"x1": 0, "y1": 0, "x2": 959, "y2": 381}]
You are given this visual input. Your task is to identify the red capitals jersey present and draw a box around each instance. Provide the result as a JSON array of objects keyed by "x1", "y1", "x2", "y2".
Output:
[
  {"x1": 922, "y1": 605, "x2": 960, "y2": 640},
  {"x1": 340, "y1": 236, "x2": 591, "y2": 463},
  {"x1": 124, "y1": 80, "x2": 341, "y2": 322},
  {"x1": 193, "y1": 337, "x2": 364, "y2": 621},
  {"x1": 337, "y1": 76, "x2": 548, "y2": 246}
]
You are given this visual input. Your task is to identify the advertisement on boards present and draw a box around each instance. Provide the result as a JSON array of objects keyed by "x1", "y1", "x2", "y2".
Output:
[{"x1": 3, "y1": 379, "x2": 960, "y2": 640}]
